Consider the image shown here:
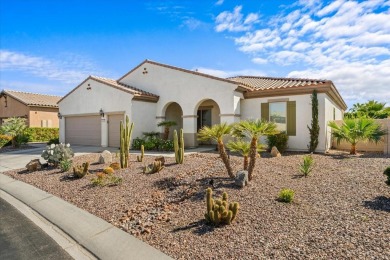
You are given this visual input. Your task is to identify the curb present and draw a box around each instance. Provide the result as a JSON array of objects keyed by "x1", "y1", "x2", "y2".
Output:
[{"x1": 0, "y1": 174, "x2": 172, "y2": 260}]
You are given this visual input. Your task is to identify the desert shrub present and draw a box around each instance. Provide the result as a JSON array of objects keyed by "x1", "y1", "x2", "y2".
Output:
[
  {"x1": 132, "y1": 137, "x2": 145, "y2": 150},
  {"x1": 159, "y1": 139, "x2": 174, "y2": 151},
  {"x1": 109, "y1": 162, "x2": 120, "y2": 170},
  {"x1": 299, "y1": 155, "x2": 314, "y2": 177},
  {"x1": 384, "y1": 167, "x2": 390, "y2": 186},
  {"x1": 278, "y1": 188, "x2": 295, "y2": 203},
  {"x1": 15, "y1": 134, "x2": 29, "y2": 147},
  {"x1": 60, "y1": 159, "x2": 72, "y2": 172},
  {"x1": 0, "y1": 117, "x2": 27, "y2": 147},
  {"x1": 24, "y1": 127, "x2": 59, "y2": 142},
  {"x1": 91, "y1": 172, "x2": 122, "y2": 187},
  {"x1": 132, "y1": 135, "x2": 173, "y2": 151},
  {"x1": 0, "y1": 135, "x2": 12, "y2": 148},
  {"x1": 41, "y1": 143, "x2": 74, "y2": 166},
  {"x1": 266, "y1": 132, "x2": 289, "y2": 153},
  {"x1": 103, "y1": 167, "x2": 114, "y2": 175},
  {"x1": 47, "y1": 137, "x2": 60, "y2": 145}
]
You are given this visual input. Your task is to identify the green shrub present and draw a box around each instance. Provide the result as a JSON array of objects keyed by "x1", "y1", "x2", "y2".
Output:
[
  {"x1": 41, "y1": 143, "x2": 74, "y2": 166},
  {"x1": 160, "y1": 139, "x2": 174, "y2": 151},
  {"x1": 132, "y1": 136, "x2": 173, "y2": 151},
  {"x1": 0, "y1": 117, "x2": 27, "y2": 147},
  {"x1": 47, "y1": 137, "x2": 60, "y2": 145},
  {"x1": 278, "y1": 188, "x2": 295, "y2": 203},
  {"x1": 299, "y1": 155, "x2": 314, "y2": 177},
  {"x1": 132, "y1": 137, "x2": 145, "y2": 150},
  {"x1": 266, "y1": 132, "x2": 289, "y2": 153},
  {"x1": 384, "y1": 167, "x2": 390, "y2": 186},
  {"x1": 15, "y1": 134, "x2": 29, "y2": 147},
  {"x1": 0, "y1": 135, "x2": 12, "y2": 148},
  {"x1": 24, "y1": 127, "x2": 59, "y2": 142},
  {"x1": 60, "y1": 159, "x2": 72, "y2": 172}
]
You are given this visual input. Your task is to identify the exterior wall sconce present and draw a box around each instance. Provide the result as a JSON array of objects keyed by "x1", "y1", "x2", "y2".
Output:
[
  {"x1": 99, "y1": 109, "x2": 105, "y2": 118},
  {"x1": 57, "y1": 112, "x2": 62, "y2": 119}
]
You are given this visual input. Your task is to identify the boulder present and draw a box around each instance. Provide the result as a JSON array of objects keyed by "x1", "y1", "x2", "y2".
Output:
[
  {"x1": 155, "y1": 156, "x2": 165, "y2": 166},
  {"x1": 26, "y1": 159, "x2": 42, "y2": 172},
  {"x1": 99, "y1": 150, "x2": 112, "y2": 164},
  {"x1": 235, "y1": 170, "x2": 248, "y2": 188},
  {"x1": 271, "y1": 146, "x2": 281, "y2": 157}
]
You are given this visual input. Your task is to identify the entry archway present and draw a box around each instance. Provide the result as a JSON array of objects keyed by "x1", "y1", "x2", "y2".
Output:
[
  {"x1": 162, "y1": 102, "x2": 183, "y2": 139},
  {"x1": 194, "y1": 99, "x2": 221, "y2": 131}
]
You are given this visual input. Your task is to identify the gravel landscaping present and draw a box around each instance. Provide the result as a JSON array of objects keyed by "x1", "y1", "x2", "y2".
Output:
[{"x1": 3, "y1": 150, "x2": 390, "y2": 259}]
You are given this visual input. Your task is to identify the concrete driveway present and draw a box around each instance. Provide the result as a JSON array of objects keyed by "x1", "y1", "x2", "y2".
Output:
[{"x1": 0, "y1": 145, "x2": 118, "y2": 173}]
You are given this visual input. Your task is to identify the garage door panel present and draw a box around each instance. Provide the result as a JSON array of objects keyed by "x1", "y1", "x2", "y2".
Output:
[
  {"x1": 65, "y1": 116, "x2": 101, "y2": 146},
  {"x1": 108, "y1": 114, "x2": 123, "y2": 147}
]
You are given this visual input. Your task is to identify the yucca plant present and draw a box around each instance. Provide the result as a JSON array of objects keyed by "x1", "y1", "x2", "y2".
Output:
[
  {"x1": 328, "y1": 118, "x2": 386, "y2": 155},
  {"x1": 227, "y1": 140, "x2": 265, "y2": 170},
  {"x1": 233, "y1": 119, "x2": 278, "y2": 181},
  {"x1": 299, "y1": 155, "x2": 314, "y2": 177},
  {"x1": 198, "y1": 123, "x2": 234, "y2": 178}
]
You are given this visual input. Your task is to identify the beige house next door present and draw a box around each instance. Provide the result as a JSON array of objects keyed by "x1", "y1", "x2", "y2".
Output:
[
  {"x1": 65, "y1": 115, "x2": 101, "y2": 146},
  {"x1": 108, "y1": 114, "x2": 124, "y2": 148}
]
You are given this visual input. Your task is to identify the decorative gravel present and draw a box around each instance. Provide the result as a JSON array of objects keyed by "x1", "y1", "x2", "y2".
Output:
[{"x1": 3, "y1": 150, "x2": 390, "y2": 259}]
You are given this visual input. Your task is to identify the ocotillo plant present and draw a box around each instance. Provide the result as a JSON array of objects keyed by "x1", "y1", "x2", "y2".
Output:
[
  {"x1": 173, "y1": 129, "x2": 184, "y2": 164},
  {"x1": 137, "y1": 145, "x2": 144, "y2": 162},
  {"x1": 120, "y1": 115, "x2": 134, "y2": 169}
]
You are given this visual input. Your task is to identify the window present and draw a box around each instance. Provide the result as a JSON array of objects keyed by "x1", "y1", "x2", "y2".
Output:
[
  {"x1": 269, "y1": 102, "x2": 287, "y2": 132},
  {"x1": 197, "y1": 109, "x2": 211, "y2": 131}
]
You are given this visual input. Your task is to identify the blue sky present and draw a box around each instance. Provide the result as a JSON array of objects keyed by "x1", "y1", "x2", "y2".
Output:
[{"x1": 1, "y1": 0, "x2": 389, "y2": 108}]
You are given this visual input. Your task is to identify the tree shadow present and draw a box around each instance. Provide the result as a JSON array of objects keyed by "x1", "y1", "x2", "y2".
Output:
[
  {"x1": 363, "y1": 196, "x2": 390, "y2": 212},
  {"x1": 171, "y1": 219, "x2": 215, "y2": 235}
]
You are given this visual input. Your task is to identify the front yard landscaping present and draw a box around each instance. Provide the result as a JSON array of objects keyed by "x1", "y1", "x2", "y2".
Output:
[{"x1": 3, "y1": 150, "x2": 390, "y2": 259}]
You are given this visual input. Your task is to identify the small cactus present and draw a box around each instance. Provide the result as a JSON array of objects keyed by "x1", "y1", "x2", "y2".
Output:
[
  {"x1": 109, "y1": 162, "x2": 120, "y2": 170},
  {"x1": 204, "y1": 188, "x2": 239, "y2": 225},
  {"x1": 173, "y1": 129, "x2": 184, "y2": 164},
  {"x1": 73, "y1": 162, "x2": 90, "y2": 178},
  {"x1": 103, "y1": 167, "x2": 114, "y2": 175},
  {"x1": 137, "y1": 145, "x2": 144, "y2": 162},
  {"x1": 143, "y1": 161, "x2": 164, "y2": 174}
]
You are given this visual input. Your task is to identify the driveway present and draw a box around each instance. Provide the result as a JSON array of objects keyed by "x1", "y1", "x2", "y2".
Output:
[{"x1": 0, "y1": 145, "x2": 118, "y2": 173}]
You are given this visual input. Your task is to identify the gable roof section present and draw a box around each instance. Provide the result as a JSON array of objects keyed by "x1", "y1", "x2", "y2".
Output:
[
  {"x1": 58, "y1": 75, "x2": 159, "y2": 104},
  {"x1": 0, "y1": 90, "x2": 61, "y2": 108},
  {"x1": 117, "y1": 59, "x2": 253, "y2": 92},
  {"x1": 229, "y1": 76, "x2": 347, "y2": 110}
]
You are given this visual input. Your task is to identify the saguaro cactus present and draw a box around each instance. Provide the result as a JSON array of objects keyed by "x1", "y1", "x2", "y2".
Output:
[
  {"x1": 137, "y1": 145, "x2": 144, "y2": 162},
  {"x1": 120, "y1": 115, "x2": 134, "y2": 169},
  {"x1": 204, "y1": 188, "x2": 239, "y2": 225},
  {"x1": 173, "y1": 129, "x2": 184, "y2": 164}
]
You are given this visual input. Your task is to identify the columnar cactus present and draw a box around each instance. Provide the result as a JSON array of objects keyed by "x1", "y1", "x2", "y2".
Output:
[
  {"x1": 173, "y1": 129, "x2": 184, "y2": 164},
  {"x1": 204, "y1": 188, "x2": 239, "y2": 225},
  {"x1": 143, "y1": 160, "x2": 164, "y2": 174},
  {"x1": 137, "y1": 145, "x2": 144, "y2": 162},
  {"x1": 120, "y1": 115, "x2": 134, "y2": 169}
]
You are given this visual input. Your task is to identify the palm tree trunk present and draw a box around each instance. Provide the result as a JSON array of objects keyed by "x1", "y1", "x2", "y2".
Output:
[
  {"x1": 218, "y1": 141, "x2": 235, "y2": 179},
  {"x1": 243, "y1": 156, "x2": 249, "y2": 170},
  {"x1": 247, "y1": 137, "x2": 258, "y2": 181},
  {"x1": 350, "y1": 144, "x2": 357, "y2": 155},
  {"x1": 163, "y1": 127, "x2": 169, "y2": 140}
]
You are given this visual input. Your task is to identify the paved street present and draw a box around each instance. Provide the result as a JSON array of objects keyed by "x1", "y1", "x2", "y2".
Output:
[{"x1": 0, "y1": 197, "x2": 73, "y2": 260}]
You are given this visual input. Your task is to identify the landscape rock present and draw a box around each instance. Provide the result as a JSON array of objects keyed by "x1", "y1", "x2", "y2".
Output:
[
  {"x1": 25, "y1": 159, "x2": 42, "y2": 172},
  {"x1": 98, "y1": 150, "x2": 112, "y2": 164},
  {"x1": 271, "y1": 146, "x2": 281, "y2": 157},
  {"x1": 235, "y1": 170, "x2": 248, "y2": 188}
]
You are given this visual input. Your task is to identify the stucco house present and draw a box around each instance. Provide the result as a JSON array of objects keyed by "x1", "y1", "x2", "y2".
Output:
[
  {"x1": 58, "y1": 60, "x2": 347, "y2": 152},
  {"x1": 0, "y1": 90, "x2": 61, "y2": 127}
]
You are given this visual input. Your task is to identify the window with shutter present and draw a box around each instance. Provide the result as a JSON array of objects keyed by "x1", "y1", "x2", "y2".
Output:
[{"x1": 261, "y1": 101, "x2": 296, "y2": 136}]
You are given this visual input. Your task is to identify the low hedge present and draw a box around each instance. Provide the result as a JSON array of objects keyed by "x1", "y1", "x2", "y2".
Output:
[{"x1": 24, "y1": 127, "x2": 59, "y2": 142}]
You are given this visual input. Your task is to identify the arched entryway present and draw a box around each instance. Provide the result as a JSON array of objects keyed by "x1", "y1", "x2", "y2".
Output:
[
  {"x1": 195, "y1": 99, "x2": 221, "y2": 131},
  {"x1": 163, "y1": 102, "x2": 183, "y2": 139}
]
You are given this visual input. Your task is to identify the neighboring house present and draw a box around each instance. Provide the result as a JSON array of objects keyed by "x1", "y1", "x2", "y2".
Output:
[
  {"x1": 0, "y1": 90, "x2": 61, "y2": 128},
  {"x1": 58, "y1": 60, "x2": 347, "y2": 152}
]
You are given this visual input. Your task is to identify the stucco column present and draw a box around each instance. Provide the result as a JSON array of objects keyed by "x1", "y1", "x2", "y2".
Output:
[
  {"x1": 59, "y1": 117, "x2": 65, "y2": 143},
  {"x1": 220, "y1": 114, "x2": 241, "y2": 124},
  {"x1": 101, "y1": 116, "x2": 108, "y2": 147},
  {"x1": 182, "y1": 115, "x2": 197, "y2": 148}
]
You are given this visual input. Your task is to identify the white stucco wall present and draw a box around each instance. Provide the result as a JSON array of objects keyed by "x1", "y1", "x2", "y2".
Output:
[
  {"x1": 131, "y1": 100, "x2": 157, "y2": 141},
  {"x1": 323, "y1": 94, "x2": 344, "y2": 151},
  {"x1": 58, "y1": 78, "x2": 134, "y2": 146}
]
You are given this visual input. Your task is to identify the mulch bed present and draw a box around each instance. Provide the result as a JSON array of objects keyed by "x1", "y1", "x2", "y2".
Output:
[{"x1": 3, "y1": 150, "x2": 390, "y2": 259}]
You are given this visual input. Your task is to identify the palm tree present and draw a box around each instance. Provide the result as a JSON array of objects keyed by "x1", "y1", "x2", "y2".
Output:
[
  {"x1": 227, "y1": 140, "x2": 265, "y2": 170},
  {"x1": 233, "y1": 119, "x2": 278, "y2": 180},
  {"x1": 345, "y1": 100, "x2": 390, "y2": 119},
  {"x1": 0, "y1": 117, "x2": 27, "y2": 148},
  {"x1": 197, "y1": 122, "x2": 234, "y2": 178},
  {"x1": 328, "y1": 118, "x2": 386, "y2": 155},
  {"x1": 157, "y1": 121, "x2": 177, "y2": 140}
]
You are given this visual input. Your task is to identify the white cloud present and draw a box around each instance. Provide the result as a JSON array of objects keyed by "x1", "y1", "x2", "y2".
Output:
[
  {"x1": 214, "y1": 0, "x2": 390, "y2": 106},
  {"x1": 215, "y1": 0, "x2": 224, "y2": 6},
  {"x1": 194, "y1": 67, "x2": 265, "y2": 78},
  {"x1": 215, "y1": 6, "x2": 259, "y2": 32},
  {"x1": 0, "y1": 50, "x2": 106, "y2": 84},
  {"x1": 181, "y1": 17, "x2": 204, "y2": 30}
]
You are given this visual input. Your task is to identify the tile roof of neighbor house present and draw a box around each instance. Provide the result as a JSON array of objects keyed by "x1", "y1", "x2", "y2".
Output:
[
  {"x1": 227, "y1": 76, "x2": 331, "y2": 90},
  {"x1": 57, "y1": 75, "x2": 159, "y2": 104},
  {"x1": 0, "y1": 90, "x2": 62, "y2": 108}
]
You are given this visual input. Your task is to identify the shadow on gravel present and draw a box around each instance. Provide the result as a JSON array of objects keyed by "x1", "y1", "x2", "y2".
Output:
[
  {"x1": 171, "y1": 220, "x2": 215, "y2": 235},
  {"x1": 363, "y1": 196, "x2": 390, "y2": 212}
]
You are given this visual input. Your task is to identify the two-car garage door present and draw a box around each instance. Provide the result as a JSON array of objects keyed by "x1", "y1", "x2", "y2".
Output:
[{"x1": 65, "y1": 116, "x2": 101, "y2": 146}]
